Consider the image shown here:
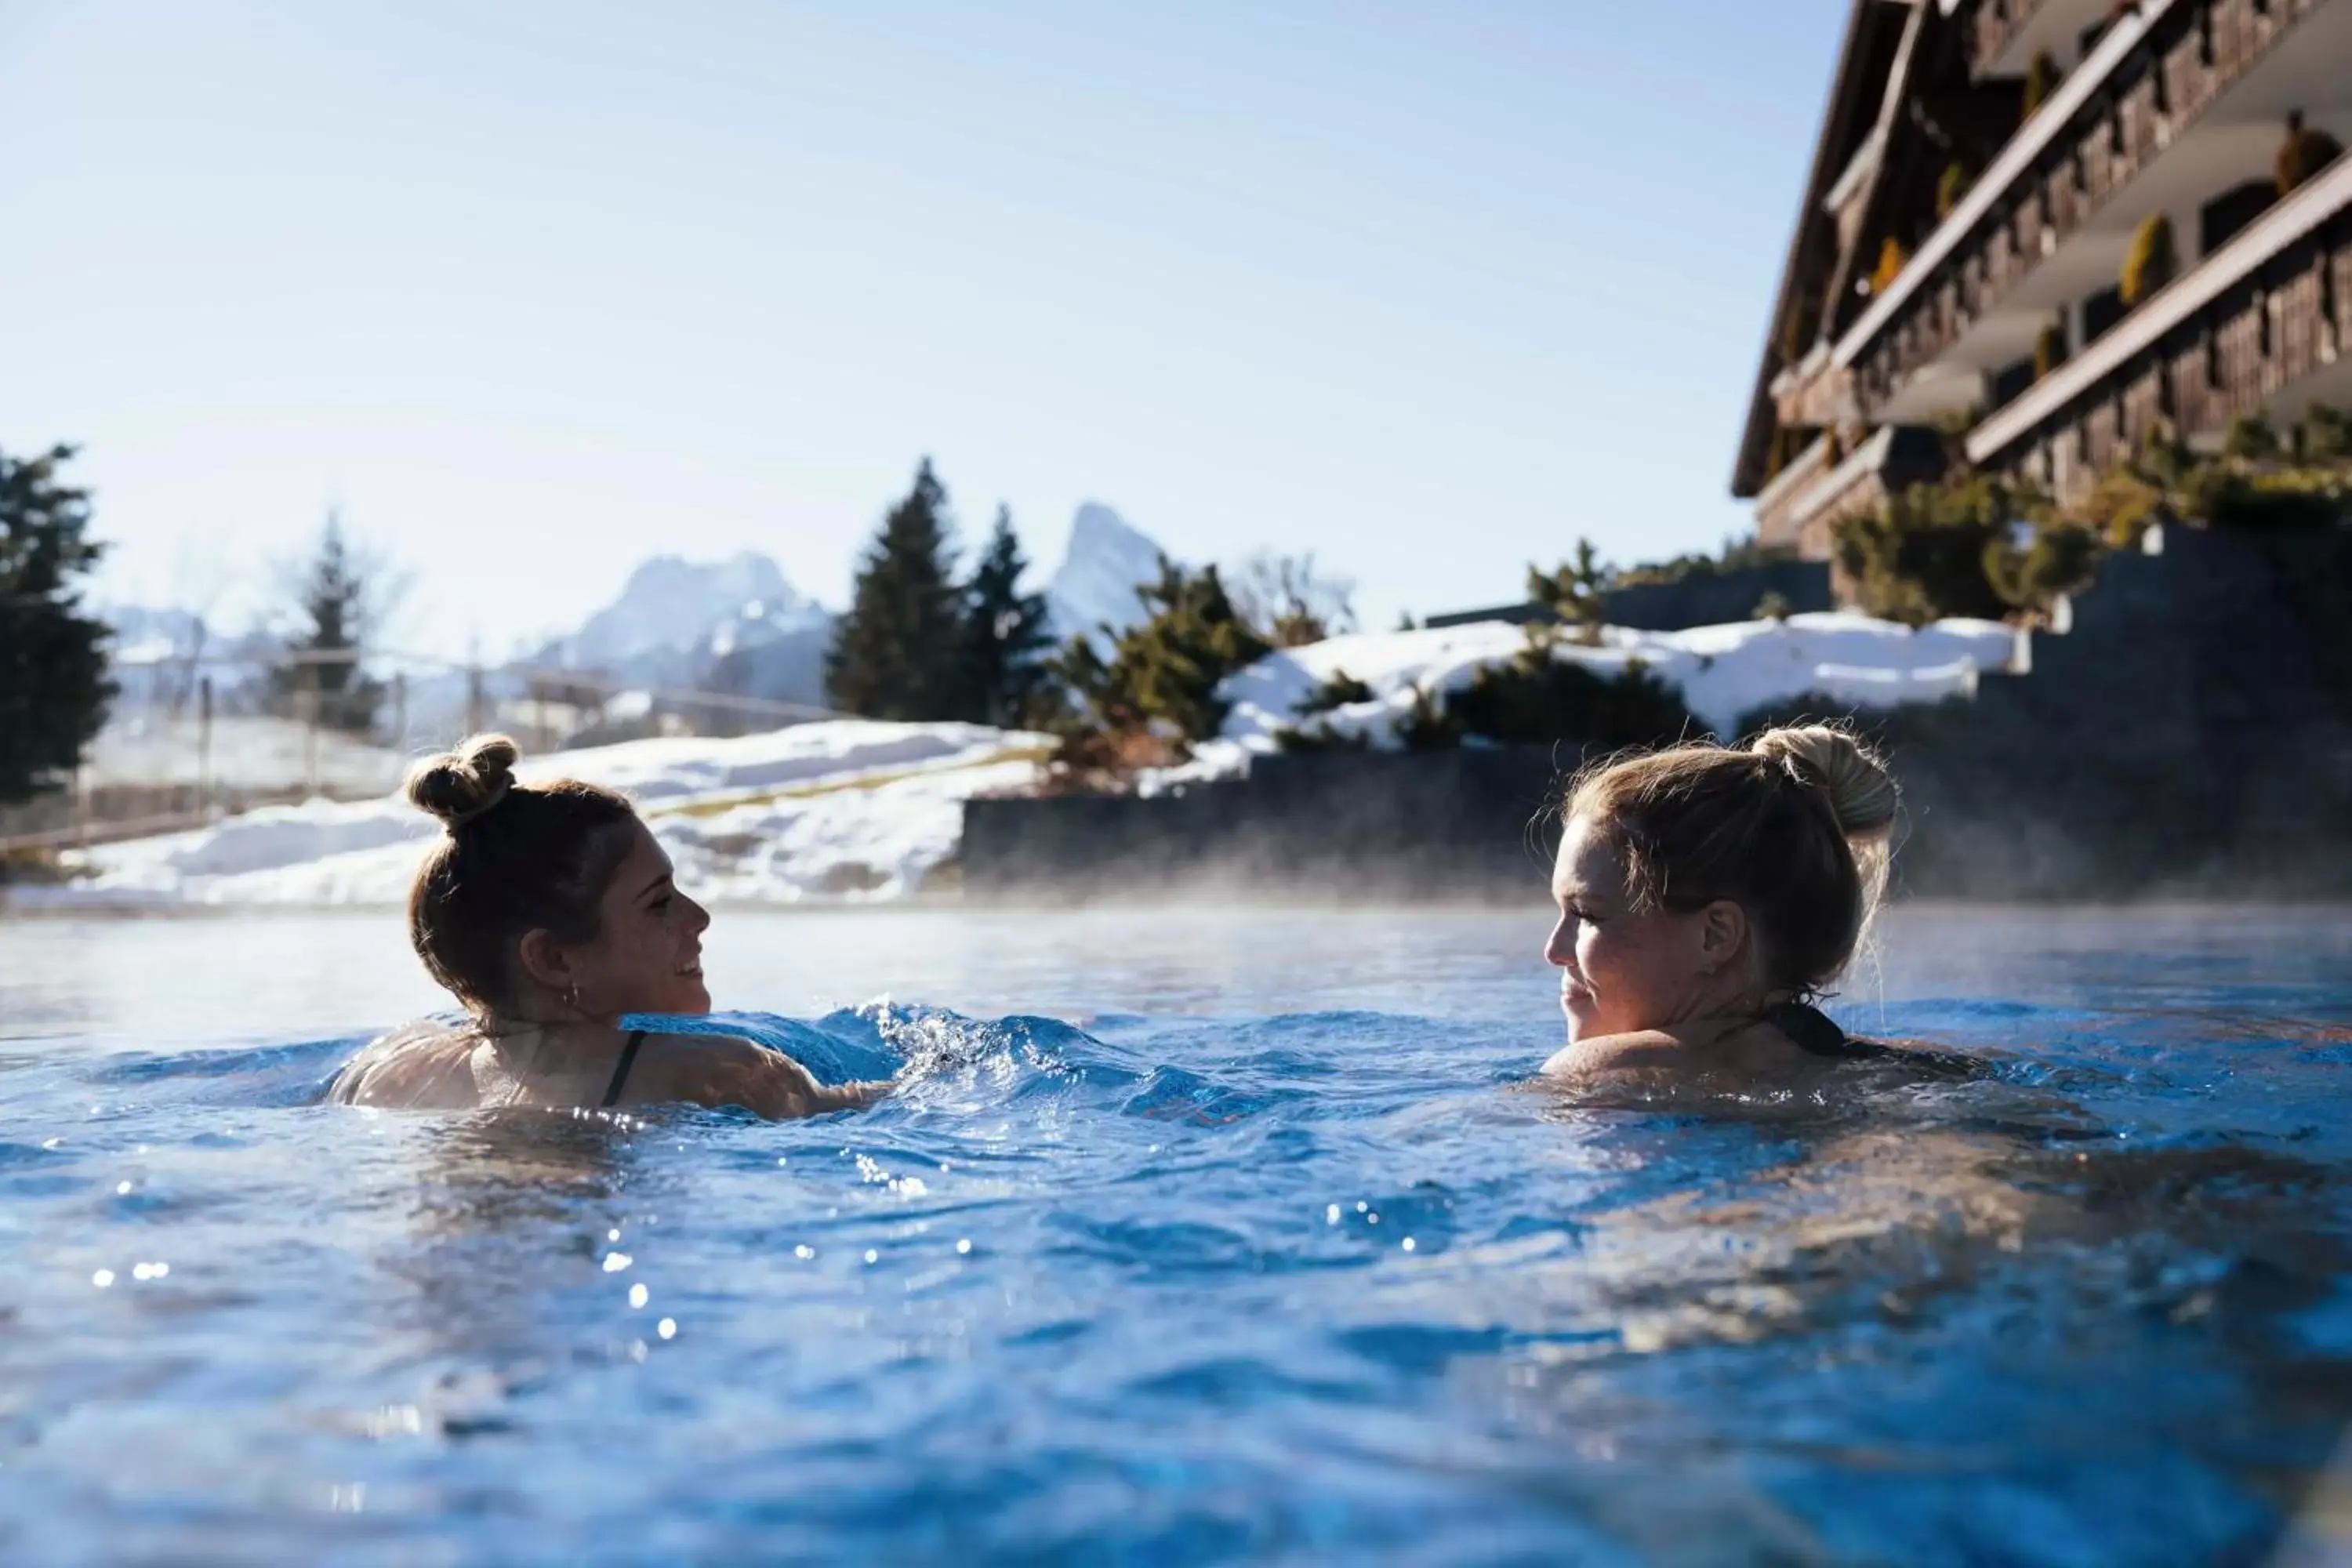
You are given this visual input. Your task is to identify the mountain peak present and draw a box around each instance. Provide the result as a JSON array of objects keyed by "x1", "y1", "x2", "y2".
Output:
[
  {"x1": 1045, "y1": 503, "x2": 1171, "y2": 647},
  {"x1": 564, "y1": 551, "x2": 823, "y2": 673}
]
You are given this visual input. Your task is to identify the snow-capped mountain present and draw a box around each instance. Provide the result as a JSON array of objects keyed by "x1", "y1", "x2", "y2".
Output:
[
  {"x1": 524, "y1": 551, "x2": 834, "y2": 713},
  {"x1": 1044, "y1": 503, "x2": 1170, "y2": 648},
  {"x1": 554, "y1": 553, "x2": 829, "y2": 680}
]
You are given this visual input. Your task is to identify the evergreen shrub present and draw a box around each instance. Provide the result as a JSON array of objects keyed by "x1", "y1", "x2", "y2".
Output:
[
  {"x1": 2224, "y1": 412, "x2": 2281, "y2": 462},
  {"x1": 2304, "y1": 405, "x2": 2352, "y2": 463},
  {"x1": 1869, "y1": 237, "x2": 1911, "y2": 296},
  {"x1": 1295, "y1": 669, "x2": 1375, "y2": 715},
  {"x1": 1936, "y1": 162, "x2": 1971, "y2": 221},
  {"x1": 2277, "y1": 111, "x2": 2345, "y2": 198},
  {"x1": 1833, "y1": 475, "x2": 2037, "y2": 625},
  {"x1": 2034, "y1": 319, "x2": 2068, "y2": 382},
  {"x1": 1438, "y1": 648, "x2": 1697, "y2": 751},
  {"x1": 1983, "y1": 521, "x2": 2105, "y2": 614},
  {"x1": 2120, "y1": 212, "x2": 2177, "y2": 308},
  {"x1": 2023, "y1": 52, "x2": 2062, "y2": 122}
]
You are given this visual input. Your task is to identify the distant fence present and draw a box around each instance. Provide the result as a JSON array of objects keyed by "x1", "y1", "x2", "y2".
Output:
[{"x1": 2, "y1": 643, "x2": 852, "y2": 855}]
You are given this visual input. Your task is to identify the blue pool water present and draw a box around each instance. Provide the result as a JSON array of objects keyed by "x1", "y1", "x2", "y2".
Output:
[{"x1": 5, "y1": 903, "x2": 2352, "y2": 1565}]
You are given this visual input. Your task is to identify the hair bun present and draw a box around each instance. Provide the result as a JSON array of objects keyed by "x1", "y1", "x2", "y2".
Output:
[
  {"x1": 1750, "y1": 724, "x2": 1897, "y2": 840},
  {"x1": 405, "y1": 733, "x2": 520, "y2": 831}
]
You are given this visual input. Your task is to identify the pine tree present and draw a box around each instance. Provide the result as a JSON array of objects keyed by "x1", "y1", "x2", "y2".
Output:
[
  {"x1": 826, "y1": 459, "x2": 967, "y2": 720},
  {"x1": 271, "y1": 510, "x2": 386, "y2": 735},
  {"x1": 1527, "y1": 539, "x2": 1611, "y2": 637},
  {"x1": 0, "y1": 443, "x2": 115, "y2": 804},
  {"x1": 956, "y1": 505, "x2": 1053, "y2": 727},
  {"x1": 1098, "y1": 559, "x2": 1271, "y2": 743}
]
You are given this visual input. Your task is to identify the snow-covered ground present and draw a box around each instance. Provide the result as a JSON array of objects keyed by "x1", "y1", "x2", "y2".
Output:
[
  {"x1": 1160, "y1": 612, "x2": 2026, "y2": 789},
  {"x1": 85, "y1": 713, "x2": 408, "y2": 793},
  {"x1": 19, "y1": 612, "x2": 2028, "y2": 910},
  {"x1": 19, "y1": 722, "x2": 1049, "y2": 910}
]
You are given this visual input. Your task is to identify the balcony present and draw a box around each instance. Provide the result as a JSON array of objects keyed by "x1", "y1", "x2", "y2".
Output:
[
  {"x1": 1966, "y1": 151, "x2": 2352, "y2": 497},
  {"x1": 1841, "y1": 0, "x2": 2349, "y2": 426},
  {"x1": 1755, "y1": 426, "x2": 1954, "y2": 557},
  {"x1": 1970, "y1": 0, "x2": 2118, "y2": 79}
]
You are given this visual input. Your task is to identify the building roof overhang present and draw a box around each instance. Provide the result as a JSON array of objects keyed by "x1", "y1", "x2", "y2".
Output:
[{"x1": 1730, "y1": 0, "x2": 1926, "y2": 500}]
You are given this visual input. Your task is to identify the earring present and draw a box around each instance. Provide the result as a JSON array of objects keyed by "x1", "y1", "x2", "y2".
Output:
[{"x1": 563, "y1": 981, "x2": 581, "y2": 1012}]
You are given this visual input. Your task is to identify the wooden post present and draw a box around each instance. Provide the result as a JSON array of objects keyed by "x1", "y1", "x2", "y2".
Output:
[
  {"x1": 302, "y1": 660, "x2": 321, "y2": 797},
  {"x1": 197, "y1": 675, "x2": 214, "y2": 817}
]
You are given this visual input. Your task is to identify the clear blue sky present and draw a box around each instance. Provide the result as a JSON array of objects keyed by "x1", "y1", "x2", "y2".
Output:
[{"x1": 1, "y1": 0, "x2": 1844, "y2": 652}]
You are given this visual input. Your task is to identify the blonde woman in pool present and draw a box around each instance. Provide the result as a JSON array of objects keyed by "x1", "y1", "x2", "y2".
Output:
[
  {"x1": 329, "y1": 735, "x2": 887, "y2": 1117},
  {"x1": 1541, "y1": 724, "x2": 1952, "y2": 1084}
]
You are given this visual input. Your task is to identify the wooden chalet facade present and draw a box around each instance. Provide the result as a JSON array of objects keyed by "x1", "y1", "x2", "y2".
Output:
[{"x1": 1736, "y1": 0, "x2": 2352, "y2": 554}]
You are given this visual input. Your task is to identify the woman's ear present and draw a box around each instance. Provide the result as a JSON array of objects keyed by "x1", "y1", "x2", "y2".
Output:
[
  {"x1": 515, "y1": 928, "x2": 573, "y2": 995},
  {"x1": 1697, "y1": 899, "x2": 1749, "y2": 976}
]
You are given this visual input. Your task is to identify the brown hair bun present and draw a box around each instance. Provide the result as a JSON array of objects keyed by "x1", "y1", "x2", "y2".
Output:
[
  {"x1": 1749, "y1": 724, "x2": 1898, "y2": 841},
  {"x1": 405, "y1": 733, "x2": 520, "y2": 832}
]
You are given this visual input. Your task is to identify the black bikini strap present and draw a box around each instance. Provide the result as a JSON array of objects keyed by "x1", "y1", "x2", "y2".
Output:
[
  {"x1": 1764, "y1": 1001, "x2": 1852, "y2": 1058},
  {"x1": 601, "y1": 1030, "x2": 646, "y2": 1109}
]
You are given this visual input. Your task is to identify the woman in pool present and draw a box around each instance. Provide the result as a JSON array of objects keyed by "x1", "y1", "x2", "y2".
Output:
[
  {"x1": 330, "y1": 735, "x2": 885, "y2": 1117},
  {"x1": 1542, "y1": 724, "x2": 1933, "y2": 1083}
]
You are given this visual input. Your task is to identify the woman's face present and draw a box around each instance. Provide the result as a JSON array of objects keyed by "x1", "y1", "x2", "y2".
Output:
[
  {"x1": 566, "y1": 820, "x2": 713, "y2": 1018},
  {"x1": 1544, "y1": 812, "x2": 1718, "y2": 1042}
]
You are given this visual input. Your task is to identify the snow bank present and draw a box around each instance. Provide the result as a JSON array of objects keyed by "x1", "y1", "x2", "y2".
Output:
[
  {"x1": 22, "y1": 721, "x2": 1048, "y2": 911},
  {"x1": 1169, "y1": 612, "x2": 2024, "y2": 787},
  {"x1": 89, "y1": 713, "x2": 406, "y2": 793},
  {"x1": 20, "y1": 610, "x2": 2031, "y2": 910}
]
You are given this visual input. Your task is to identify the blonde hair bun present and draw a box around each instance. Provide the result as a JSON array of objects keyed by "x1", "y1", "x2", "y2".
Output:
[
  {"x1": 1750, "y1": 725, "x2": 1898, "y2": 840},
  {"x1": 405, "y1": 733, "x2": 521, "y2": 831}
]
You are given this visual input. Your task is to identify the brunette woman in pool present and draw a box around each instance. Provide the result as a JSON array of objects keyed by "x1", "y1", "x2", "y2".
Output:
[
  {"x1": 329, "y1": 735, "x2": 886, "y2": 1117},
  {"x1": 1541, "y1": 724, "x2": 1940, "y2": 1084}
]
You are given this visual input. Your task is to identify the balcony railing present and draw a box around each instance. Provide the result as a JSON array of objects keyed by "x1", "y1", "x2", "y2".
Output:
[
  {"x1": 1973, "y1": 0, "x2": 2052, "y2": 77},
  {"x1": 1965, "y1": 152, "x2": 2352, "y2": 496},
  {"x1": 1848, "y1": 0, "x2": 2328, "y2": 418}
]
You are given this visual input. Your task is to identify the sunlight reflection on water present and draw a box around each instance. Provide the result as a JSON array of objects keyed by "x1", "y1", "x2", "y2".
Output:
[{"x1": 2, "y1": 903, "x2": 2350, "y2": 1563}]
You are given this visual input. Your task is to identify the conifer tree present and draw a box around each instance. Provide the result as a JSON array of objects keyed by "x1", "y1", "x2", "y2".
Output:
[
  {"x1": 0, "y1": 443, "x2": 115, "y2": 804},
  {"x1": 1527, "y1": 539, "x2": 1612, "y2": 635},
  {"x1": 826, "y1": 459, "x2": 967, "y2": 720},
  {"x1": 270, "y1": 510, "x2": 387, "y2": 735},
  {"x1": 1099, "y1": 559, "x2": 1271, "y2": 743},
  {"x1": 956, "y1": 505, "x2": 1053, "y2": 726}
]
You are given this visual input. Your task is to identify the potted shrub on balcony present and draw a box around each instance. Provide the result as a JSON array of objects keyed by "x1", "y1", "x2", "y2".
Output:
[
  {"x1": 2034, "y1": 319, "x2": 2069, "y2": 382},
  {"x1": 2120, "y1": 212, "x2": 2177, "y2": 308},
  {"x1": 1868, "y1": 236, "x2": 1910, "y2": 297},
  {"x1": 1936, "y1": 162, "x2": 1973, "y2": 221},
  {"x1": 2023, "y1": 51, "x2": 2063, "y2": 123},
  {"x1": 2277, "y1": 111, "x2": 2345, "y2": 198}
]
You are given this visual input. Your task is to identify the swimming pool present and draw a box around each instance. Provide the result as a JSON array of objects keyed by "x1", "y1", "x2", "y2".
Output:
[{"x1": 5, "y1": 903, "x2": 2351, "y2": 1564}]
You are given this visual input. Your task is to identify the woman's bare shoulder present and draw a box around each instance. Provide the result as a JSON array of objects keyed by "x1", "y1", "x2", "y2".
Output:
[
  {"x1": 1540, "y1": 1029, "x2": 1689, "y2": 1079},
  {"x1": 633, "y1": 1032, "x2": 890, "y2": 1119},
  {"x1": 328, "y1": 1021, "x2": 484, "y2": 1109}
]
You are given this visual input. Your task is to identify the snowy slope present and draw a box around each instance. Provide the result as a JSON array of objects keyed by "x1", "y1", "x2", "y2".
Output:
[
  {"x1": 26, "y1": 606, "x2": 2033, "y2": 910},
  {"x1": 1156, "y1": 612, "x2": 2026, "y2": 788},
  {"x1": 23, "y1": 721, "x2": 1049, "y2": 909},
  {"x1": 1044, "y1": 503, "x2": 1167, "y2": 647}
]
